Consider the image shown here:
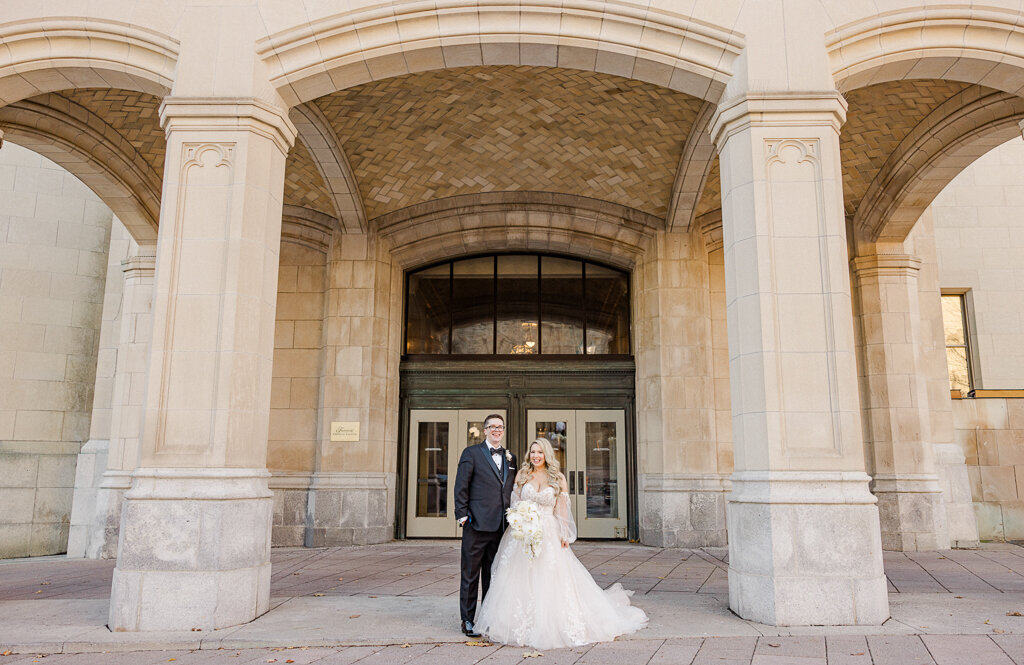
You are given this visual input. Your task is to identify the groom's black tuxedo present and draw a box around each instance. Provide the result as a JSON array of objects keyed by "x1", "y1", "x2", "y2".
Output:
[{"x1": 454, "y1": 441, "x2": 517, "y2": 624}]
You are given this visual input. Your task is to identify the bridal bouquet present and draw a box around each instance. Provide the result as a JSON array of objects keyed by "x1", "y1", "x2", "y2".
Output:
[{"x1": 506, "y1": 500, "x2": 543, "y2": 559}]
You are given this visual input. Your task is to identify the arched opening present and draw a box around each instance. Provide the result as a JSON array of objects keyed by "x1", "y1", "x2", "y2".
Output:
[{"x1": 398, "y1": 252, "x2": 638, "y2": 540}]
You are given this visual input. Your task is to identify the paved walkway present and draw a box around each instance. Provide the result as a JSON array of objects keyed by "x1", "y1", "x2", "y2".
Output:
[{"x1": 1, "y1": 542, "x2": 1023, "y2": 664}]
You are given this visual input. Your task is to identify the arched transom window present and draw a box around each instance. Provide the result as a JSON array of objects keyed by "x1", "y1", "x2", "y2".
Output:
[{"x1": 405, "y1": 254, "x2": 630, "y2": 355}]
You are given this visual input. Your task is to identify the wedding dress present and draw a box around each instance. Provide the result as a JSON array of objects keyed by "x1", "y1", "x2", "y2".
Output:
[{"x1": 474, "y1": 483, "x2": 648, "y2": 649}]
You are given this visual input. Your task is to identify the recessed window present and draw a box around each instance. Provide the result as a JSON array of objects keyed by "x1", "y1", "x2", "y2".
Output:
[
  {"x1": 941, "y1": 293, "x2": 973, "y2": 393},
  {"x1": 405, "y1": 254, "x2": 630, "y2": 355}
]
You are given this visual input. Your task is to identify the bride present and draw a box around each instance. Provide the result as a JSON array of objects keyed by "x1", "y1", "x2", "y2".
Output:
[{"x1": 474, "y1": 438, "x2": 648, "y2": 649}]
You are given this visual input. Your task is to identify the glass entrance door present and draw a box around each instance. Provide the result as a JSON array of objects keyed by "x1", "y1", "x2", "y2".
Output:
[
  {"x1": 406, "y1": 409, "x2": 505, "y2": 537},
  {"x1": 527, "y1": 409, "x2": 627, "y2": 538}
]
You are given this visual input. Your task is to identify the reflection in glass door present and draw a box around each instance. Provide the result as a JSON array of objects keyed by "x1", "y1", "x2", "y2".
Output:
[
  {"x1": 527, "y1": 410, "x2": 627, "y2": 538},
  {"x1": 406, "y1": 409, "x2": 505, "y2": 537}
]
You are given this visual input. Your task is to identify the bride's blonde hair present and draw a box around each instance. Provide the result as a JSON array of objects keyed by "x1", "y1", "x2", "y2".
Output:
[{"x1": 515, "y1": 438, "x2": 562, "y2": 491}]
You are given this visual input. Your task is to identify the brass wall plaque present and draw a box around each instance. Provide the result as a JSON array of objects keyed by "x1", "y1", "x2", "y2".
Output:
[{"x1": 330, "y1": 421, "x2": 360, "y2": 442}]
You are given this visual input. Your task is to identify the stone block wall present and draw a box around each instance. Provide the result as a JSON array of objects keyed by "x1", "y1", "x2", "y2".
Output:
[
  {"x1": 0, "y1": 142, "x2": 113, "y2": 557},
  {"x1": 268, "y1": 241, "x2": 327, "y2": 546},
  {"x1": 951, "y1": 398, "x2": 1024, "y2": 540}
]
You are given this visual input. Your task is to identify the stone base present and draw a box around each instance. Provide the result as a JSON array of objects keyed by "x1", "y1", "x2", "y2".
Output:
[
  {"x1": 727, "y1": 471, "x2": 890, "y2": 626},
  {"x1": 304, "y1": 472, "x2": 394, "y2": 547},
  {"x1": 84, "y1": 471, "x2": 131, "y2": 559},
  {"x1": 639, "y1": 474, "x2": 729, "y2": 547},
  {"x1": 108, "y1": 468, "x2": 273, "y2": 632},
  {"x1": 933, "y1": 443, "x2": 980, "y2": 547},
  {"x1": 872, "y1": 474, "x2": 949, "y2": 551},
  {"x1": 269, "y1": 472, "x2": 312, "y2": 547},
  {"x1": 67, "y1": 440, "x2": 109, "y2": 558}
]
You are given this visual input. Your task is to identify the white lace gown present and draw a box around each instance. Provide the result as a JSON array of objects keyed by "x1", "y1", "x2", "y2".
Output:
[{"x1": 474, "y1": 484, "x2": 648, "y2": 649}]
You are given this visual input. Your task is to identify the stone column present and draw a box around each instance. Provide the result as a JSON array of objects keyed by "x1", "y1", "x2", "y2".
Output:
[
  {"x1": 66, "y1": 226, "x2": 133, "y2": 558},
  {"x1": 108, "y1": 99, "x2": 295, "y2": 631},
  {"x1": 852, "y1": 249, "x2": 949, "y2": 551},
  {"x1": 304, "y1": 231, "x2": 398, "y2": 546},
  {"x1": 86, "y1": 247, "x2": 156, "y2": 558},
  {"x1": 711, "y1": 93, "x2": 888, "y2": 626}
]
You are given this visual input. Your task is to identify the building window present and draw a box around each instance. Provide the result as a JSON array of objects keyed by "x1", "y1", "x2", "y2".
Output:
[
  {"x1": 941, "y1": 293, "x2": 973, "y2": 394},
  {"x1": 405, "y1": 254, "x2": 630, "y2": 356}
]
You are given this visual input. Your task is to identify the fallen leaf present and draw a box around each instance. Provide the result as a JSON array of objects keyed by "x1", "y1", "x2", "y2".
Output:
[
  {"x1": 400, "y1": 573, "x2": 409, "y2": 576},
  {"x1": 768, "y1": 643, "x2": 780, "y2": 648},
  {"x1": 286, "y1": 661, "x2": 295, "y2": 664},
  {"x1": 955, "y1": 596, "x2": 964, "y2": 599},
  {"x1": 1007, "y1": 611, "x2": 1023, "y2": 616},
  {"x1": 349, "y1": 615, "x2": 360, "y2": 619},
  {"x1": 465, "y1": 641, "x2": 493, "y2": 647},
  {"x1": 191, "y1": 628, "x2": 202, "y2": 632},
  {"x1": 369, "y1": 595, "x2": 377, "y2": 598},
  {"x1": 267, "y1": 660, "x2": 277, "y2": 663},
  {"x1": 523, "y1": 651, "x2": 543, "y2": 658},
  {"x1": 993, "y1": 628, "x2": 1005, "y2": 634},
  {"x1": 168, "y1": 660, "x2": 176, "y2": 662},
  {"x1": 39, "y1": 582, "x2": 49, "y2": 586},
  {"x1": 337, "y1": 578, "x2": 344, "y2": 581},
  {"x1": 1, "y1": 650, "x2": 11, "y2": 656},
  {"x1": 34, "y1": 590, "x2": 42, "y2": 594},
  {"x1": 312, "y1": 593, "x2": 324, "y2": 597},
  {"x1": 985, "y1": 619, "x2": 991, "y2": 624},
  {"x1": 401, "y1": 644, "x2": 411, "y2": 648},
  {"x1": 852, "y1": 653, "x2": 865, "y2": 657}
]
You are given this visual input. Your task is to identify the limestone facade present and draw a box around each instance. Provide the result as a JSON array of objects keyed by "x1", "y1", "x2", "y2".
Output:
[{"x1": 4, "y1": 0, "x2": 1024, "y2": 631}]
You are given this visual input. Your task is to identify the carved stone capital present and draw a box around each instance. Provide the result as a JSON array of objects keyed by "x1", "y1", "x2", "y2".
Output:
[
  {"x1": 159, "y1": 97, "x2": 297, "y2": 155},
  {"x1": 709, "y1": 92, "x2": 848, "y2": 150},
  {"x1": 121, "y1": 250, "x2": 156, "y2": 279},
  {"x1": 851, "y1": 253, "x2": 922, "y2": 280}
]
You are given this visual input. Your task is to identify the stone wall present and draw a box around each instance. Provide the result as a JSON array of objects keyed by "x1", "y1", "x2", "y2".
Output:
[
  {"x1": 0, "y1": 142, "x2": 113, "y2": 557},
  {"x1": 929, "y1": 136, "x2": 1024, "y2": 541},
  {"x1": 268, "y1": 241, "x2": 327, "y2": 546},
  {"x1": 952, "y1": 398, "x2": 1024, "y2": 540},
  {"x1": 932, "y1": 136, "x2": 1024, "y2": 389}
]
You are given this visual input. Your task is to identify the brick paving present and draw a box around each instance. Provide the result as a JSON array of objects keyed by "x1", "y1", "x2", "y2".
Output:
[
  {"x1": 2, "y1": 635, "x2": 1022, "y2": 665},
  {"x1": 3, "y1": 543, "x2": 1022, "y2": 603},
  {"x1": 1, "y1": 543, "x2": 1023, "y2": 664}
]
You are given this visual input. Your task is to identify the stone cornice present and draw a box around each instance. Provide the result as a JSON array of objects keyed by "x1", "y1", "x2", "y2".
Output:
[
  {"x1": 159, "y1": 98, "x2": 298, "y2": 155},
  {"x1": 709, "y1": 92, "x2": 848, "y2": 151},
  {"x1": 850, "y1": 253, "x2": 921, "y2": 280}
]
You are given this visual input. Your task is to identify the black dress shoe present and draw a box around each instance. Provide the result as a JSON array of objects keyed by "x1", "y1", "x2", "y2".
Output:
[{"x1": 462, "y1": 620, "x2": 481, "y2": 637}]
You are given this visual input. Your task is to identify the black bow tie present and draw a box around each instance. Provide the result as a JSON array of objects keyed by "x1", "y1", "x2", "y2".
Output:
[{"x1": 489, "y1": 446, "x2": 505, "y2": 456}]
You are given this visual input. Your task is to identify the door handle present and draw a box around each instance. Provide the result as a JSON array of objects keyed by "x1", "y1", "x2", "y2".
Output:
[
  {"x1": 577, "y1": 471, "x2": 585, "y2": 495},
  {"x1": 568, "y1": 471, "x2": 575, "y2": 494}
]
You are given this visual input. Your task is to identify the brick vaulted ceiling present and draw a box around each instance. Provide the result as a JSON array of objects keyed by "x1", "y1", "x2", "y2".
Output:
[
  {"x1": 4, "y1": 77, "x2": 1006, "y2": 234},
  {"x1": 313, "y1": 66, "x2": 706, "y2": 220},
  {"x1": 17, "y1": 89, "x2": 336, "y2": 219}
]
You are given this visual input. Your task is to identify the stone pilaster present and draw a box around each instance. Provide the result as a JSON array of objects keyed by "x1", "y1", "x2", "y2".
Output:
[
  {"x1": 304, "y1": 230, "x2": 398, "y2": 546},
  {"x1": 852, "y1": 250, "x2": 949, "y2": 551},
  {"x1": 711, "y1": 93, "x2": 889, "y2": 626},
  {"x1": 108, "y1": 98, "x2": 295, "y2": 631},
  {"x1": 635, "y1": 230, "x2": 726, "y2": 547}
]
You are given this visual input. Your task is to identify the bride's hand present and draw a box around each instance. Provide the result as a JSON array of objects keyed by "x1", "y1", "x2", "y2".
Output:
[{"x1": 560, "y1": 539, "x2": 568, "y2": 548}]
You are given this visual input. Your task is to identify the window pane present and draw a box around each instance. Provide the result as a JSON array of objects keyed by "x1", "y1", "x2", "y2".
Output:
[
  {"x1": 585, "y1": 263, "x2": 629, "y2": 354},
  {"x1": 534, "y1": 420, "x2": 569, "y2": 472},
  {"x1": 541, "y1": 257, "x2": 584, "y2": 354},
  {"x1": 942, "y1": 295, "x2": 965, "y2": 345},
  {"x1": 947, "y1": 347, "x2": 970, "y2": 392},
  {"x1": 406, "y1": 264, "x2": 450, "y2": 354},
  {"x1": 451, "y1": 257, "x2": 494, "y2": 354},
  {"x1": 584, "y1": 421, "x2": 618, "y2": 519},
  {"x1": 497, "y1": 255, "x2": 539, "y2": 354},
  {"x1": 415, "y1": 422, "x2": 449, "y2": 517}
]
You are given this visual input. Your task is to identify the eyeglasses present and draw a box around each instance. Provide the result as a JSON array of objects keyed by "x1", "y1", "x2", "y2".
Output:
[{"x1": 486, "y1": 425, "x2": 505, "y2": 431}]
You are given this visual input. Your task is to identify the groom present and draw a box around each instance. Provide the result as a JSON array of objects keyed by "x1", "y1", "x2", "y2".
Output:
[{"x1": 453, "y1": 413, "x2": 517, "y2": 637}]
